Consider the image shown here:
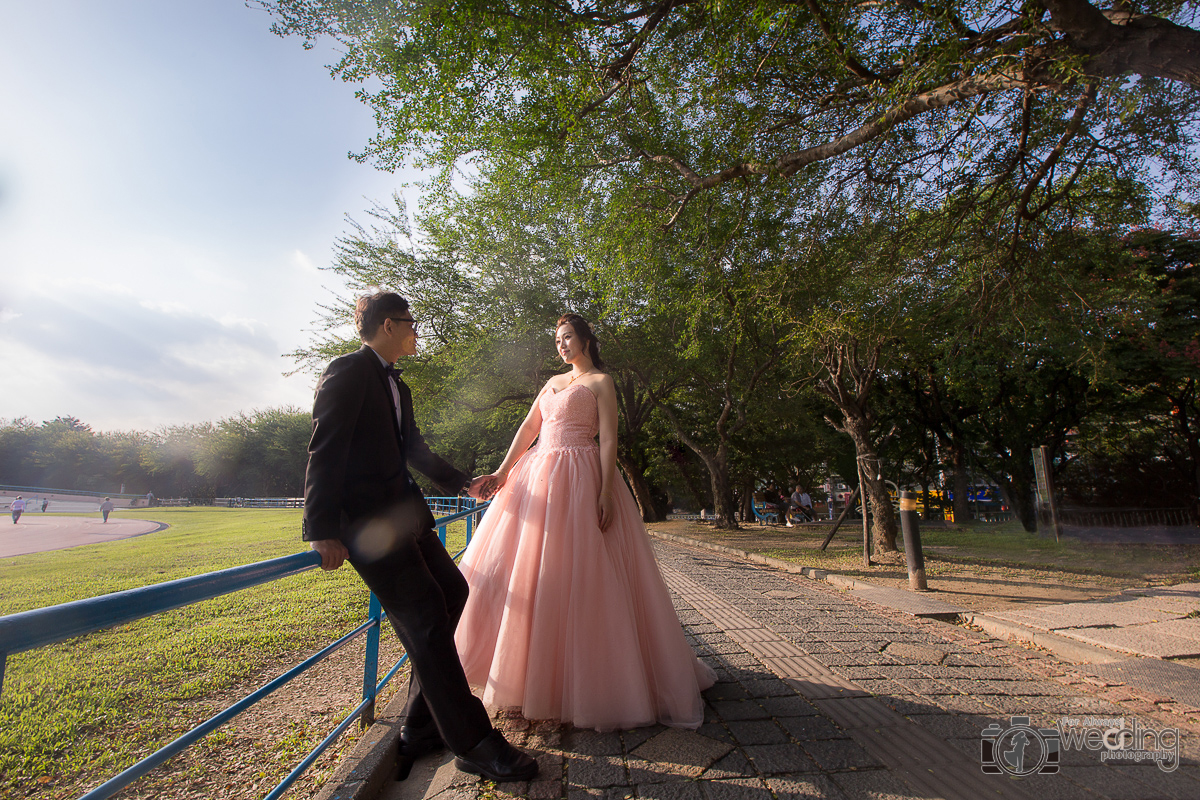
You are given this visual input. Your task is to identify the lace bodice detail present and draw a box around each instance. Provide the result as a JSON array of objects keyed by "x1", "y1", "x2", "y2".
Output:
[{"x1": 536, "y1": 383, "x2": 599, "y2": 451}]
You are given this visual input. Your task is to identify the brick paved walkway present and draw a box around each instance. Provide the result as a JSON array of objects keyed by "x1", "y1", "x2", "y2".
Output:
[{"x1": 378, "y1": 540, "x2": 1200, "y2": 800}]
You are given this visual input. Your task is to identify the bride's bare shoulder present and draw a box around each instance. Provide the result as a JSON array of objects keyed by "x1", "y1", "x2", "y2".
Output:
[{"x1": 586, "y1": 372, "x2": 616, "y2": 394}]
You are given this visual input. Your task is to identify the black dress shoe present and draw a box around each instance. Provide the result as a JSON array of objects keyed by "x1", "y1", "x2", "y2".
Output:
[
  {"x1": 454, "y1": 730, "x2": 538, "y2": 782},
  {"x1": 400, "y1": 721, "x2": 446, "y2": 758}
]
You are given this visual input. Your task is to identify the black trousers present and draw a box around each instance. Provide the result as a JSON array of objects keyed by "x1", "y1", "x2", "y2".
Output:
[{"x1": 343, "y1": 509, "x2": 492, "y2": 755}]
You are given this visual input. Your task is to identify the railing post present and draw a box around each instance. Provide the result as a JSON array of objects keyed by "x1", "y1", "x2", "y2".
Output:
[
  {"x1": 465, "y1": 512, "x2": 473, "y2": 547},
  {"x1": 437, "y1": 524, "x2": 447, "y2": 547},
  {"x1": 361, "y1": 593, "x2": 382, "y2": 729}
]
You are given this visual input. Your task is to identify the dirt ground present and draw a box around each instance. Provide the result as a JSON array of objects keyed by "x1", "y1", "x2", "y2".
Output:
[{"x1": 645, "y1": 519, "x2": 1200, "y2": 613}]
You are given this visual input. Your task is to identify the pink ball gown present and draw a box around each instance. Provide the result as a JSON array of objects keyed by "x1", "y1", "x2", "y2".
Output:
[{"x1": 455, "y1": 383, "x2": 716, "y2": 731}]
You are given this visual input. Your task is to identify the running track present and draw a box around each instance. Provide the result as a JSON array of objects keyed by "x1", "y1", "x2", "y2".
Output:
[{"x1": 0, "y1": 515, "x2": 165, "y2": 558}]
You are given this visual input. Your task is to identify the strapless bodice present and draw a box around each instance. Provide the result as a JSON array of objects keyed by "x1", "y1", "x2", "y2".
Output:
[{"x1": 536, "y1": 383, "x2": 599, "y2": 451}]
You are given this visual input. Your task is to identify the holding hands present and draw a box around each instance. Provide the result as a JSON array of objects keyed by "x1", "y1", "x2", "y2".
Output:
[{"x1": 468, "y1": 473, "x2": 507, "y2": 501}]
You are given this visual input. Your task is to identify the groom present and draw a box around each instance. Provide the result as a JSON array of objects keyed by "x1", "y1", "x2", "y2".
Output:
[{"x1": 303, "y1": 291, "x2": 536, "y2": 782}]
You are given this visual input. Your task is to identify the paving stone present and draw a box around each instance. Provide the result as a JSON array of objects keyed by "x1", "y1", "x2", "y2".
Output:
[
  {"x1": 743, "y1": 743, "x2": 819, "y2": 774},
  {"x1": 830, "y1": 767, "x2": 939, "y2": 799},
  {"x1": 801, "y1": 738, "x2": 886, "y2": 770},
  {"x1": 932, "y1": 694, "x2": 996, "y2": 715},
  {"x1": 814, "y1": 653, "x2": 871, "y2": 667},
  {"x1": 718, "y1": 652, "x2": 765, "y2": 668},
  {"x1": 944, "y1": 653, "x2": 1004, "y2": 668},
  {"x1": 695, "y1": 722, "x2": 735, "y2": 744},
  {"x1": 564, "y1": 729, "x2": 624, "y2": 756},
  {"x1": 709, "y1": 699, "x2": 770, "y2": 721},
  {"x1": 427, "y1": 789, "x2": 479, "y2": 800},
  {"x1": 839, "y1": 666, "x2": 887, "y2": 680},
  {"x1": 699, "y1": 777, "x2": 773, "y2": 799},
  {"x1": 848, "y1": 654, "x2": 909, "y2": 666},
  {"x1": 527, "y1": 778, "x2": 565, "y2": 800},
  {"x1": 894, "y1": 678, "x2": 958, "y2": 696},
  {"x1": 943, "y1": 736, "x2": 982, "y2": 760},
  {"x1": 1059, "y1": 765, "x2": 1182, "y2": 799},
  {"x1": 567, "y1": 787, "x2": 634, "y2": 800},
  {"x1": 628, "y1": 758, "x2": 695, "y2": 785},
  {"x1": 725, "y1": 719, "x2": 790, "y2": 746},
  {"x1": 704, "y1": 682, "x2": 750, "y2": 701},
  {"x1": 986, "y1": 695, "x2": 1076, "y2": 714},
  {"x1": 740, "y1": 678, "x2": 798, "y2": 697},
  {"x1": 703, "y1": 749, "x2": 757, "y2": 779},
  {"x1": 629, "y1": 728, "x2": 733, "y2": 778},
  {"x1": 915, "y1": 665, "x2": 977, "y2": 680},
  {"x1": 766, "y1": 774, "x2": 851, "y2": 799},
  {"x1": 622, "y1": 726, "x2": 666, "y2": 752},
  {"x1": 776, "y1": 714, "x2": 850, "y2": 741},
  {"x1": 852, "y1": 678, "x2": 911, "y2": 695},
  {"x1": 635, "y1": 782, "x2": 706, "y2": 800},
  {"x1": 950, "y1": 667, "x2": 1019, "y2": 681},
  {"x1": 566, "y1": 754, "x2": 626, "y2": 788},
  {"x1": 938, "y1": 680, "x2": 1005, "y2": 699},
  {"x1": 871, "y1": 665, "x2": 929, "y2": 679},
  {"x1": 1113, "y1": 764, "x2": 1200, "y2": 799},
  {"x1": 912, "y1": 713, "x2": 993, "y2": 740},
  {"x1": 1001, "y1": 772, "x2": 1111, "y2": 800}
]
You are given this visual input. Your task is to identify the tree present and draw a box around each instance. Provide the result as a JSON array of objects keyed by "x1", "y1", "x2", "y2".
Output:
[
  {"x1": 262, "y1": 0, "x2": 1200, "y2": 242},
  {"x1": 1108, "y1": 229, "x2": 1200, "y2": 515}
]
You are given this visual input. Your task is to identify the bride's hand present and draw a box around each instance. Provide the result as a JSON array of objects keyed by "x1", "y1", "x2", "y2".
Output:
[
  {"x1": 483, "y1": 472, "x2": 507, "y2": 500},
  {"x1": 598, "y1": 492, "x2": 615, "y2": 532}
]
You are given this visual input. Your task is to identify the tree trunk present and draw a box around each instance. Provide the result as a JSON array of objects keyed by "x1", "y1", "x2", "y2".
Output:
[
  {"x1": 845, "y1": 416, "x2": 899, "y2": 552},
  {"x1": 815, "y1": 339, "x2": 897, "y2": 552},
  {"x1": 617, "y1": 452, "x2": 662, "y2": 523},
  {"x1": 950, "y1": 441, "x2": 972, "y2": 524},
  {"x1": 998, "y1": 479, "x2": 1038, "y2": 532},
  {"x1": 706, "y1": 456, "x2": 738, "y2": 529}
]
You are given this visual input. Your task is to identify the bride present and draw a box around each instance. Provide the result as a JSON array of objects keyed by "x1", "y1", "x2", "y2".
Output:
[{"x1": 454, "y1": 313, "x2": 715, "y2": 731}]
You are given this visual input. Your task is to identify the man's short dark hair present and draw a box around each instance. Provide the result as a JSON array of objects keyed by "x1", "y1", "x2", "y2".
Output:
[{"x1": 355, "y1": 292, "x2": 410, "y2": 340}]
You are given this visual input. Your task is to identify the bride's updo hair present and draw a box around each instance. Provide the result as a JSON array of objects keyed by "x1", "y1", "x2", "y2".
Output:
[{"x1": 556, "y1": 313, "x2": 604, "y2": 370}]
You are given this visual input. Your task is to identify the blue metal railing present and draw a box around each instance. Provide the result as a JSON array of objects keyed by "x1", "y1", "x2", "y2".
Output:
[{"x1": 0, "y1": 500, "x2": 488, "y2": 800}]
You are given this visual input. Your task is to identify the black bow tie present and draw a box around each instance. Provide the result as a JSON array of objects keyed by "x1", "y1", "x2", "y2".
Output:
[{"x1": 385, "y1": 364, "x2": 403, "y2": 381}]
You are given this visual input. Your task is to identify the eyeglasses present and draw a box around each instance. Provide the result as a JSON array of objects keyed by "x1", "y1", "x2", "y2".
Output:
[{"x1": 389, "y1": 317, "x2": 418, "y2": 331}]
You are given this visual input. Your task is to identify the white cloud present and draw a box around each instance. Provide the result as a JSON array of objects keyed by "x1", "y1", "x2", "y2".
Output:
[{"x1": 0, "y1": 284, "x2": 316, "y2": 430}]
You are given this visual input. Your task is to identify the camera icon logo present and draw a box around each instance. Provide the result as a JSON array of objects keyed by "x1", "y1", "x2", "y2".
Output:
[{"x1": 981, "y1": 716, "x2": 1060, "y2": 776}]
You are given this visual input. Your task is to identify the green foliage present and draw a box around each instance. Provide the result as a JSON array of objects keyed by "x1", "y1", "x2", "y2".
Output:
[
  {"x1": 0, "y1": 408, "x2": 311, "y2": 498},
  {"x1": 261, "y1": 0, "x2": 1200, "y2": 241}
]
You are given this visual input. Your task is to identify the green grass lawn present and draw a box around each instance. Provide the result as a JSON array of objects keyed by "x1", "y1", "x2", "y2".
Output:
[
  {"x1": 0, "y1": 509, "x2": 470, "y2": 799},
  {"x1": 656, "y1": 518, "x2": 1200, "y2": 582}
]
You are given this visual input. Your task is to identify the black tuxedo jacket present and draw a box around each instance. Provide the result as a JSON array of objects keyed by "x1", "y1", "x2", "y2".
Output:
[{"x1": 302, "y1": 345, "x2": 468, "y2": 542}]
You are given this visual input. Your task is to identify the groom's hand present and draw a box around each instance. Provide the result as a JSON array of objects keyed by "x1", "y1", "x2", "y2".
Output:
[
  {"x1": 467, "y1": 475, "x2": 495, "y2": 500},
  {"x1": 311, "y1": 538, "x2": 349, "y2": 571}
]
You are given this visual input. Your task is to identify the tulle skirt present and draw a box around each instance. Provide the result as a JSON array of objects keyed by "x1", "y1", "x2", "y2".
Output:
[{"x1": 455, "y1": 443, "x2": 715, "y2": 731}]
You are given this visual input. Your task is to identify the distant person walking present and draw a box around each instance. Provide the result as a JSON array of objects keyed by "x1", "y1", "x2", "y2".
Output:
[
  {"x1": 11, "y1": 496, "x2": 25, "y2": 523},
  {"x1": 41, "y1": 498, "x2": 49, "y2": 512},
  {"x1": 100, "y1": 497, "x2": 114, "y2": 523}
]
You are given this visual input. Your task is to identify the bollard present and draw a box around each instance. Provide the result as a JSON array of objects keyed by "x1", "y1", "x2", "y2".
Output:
[{"x1": 899, "y1": 490, "x2": 928, "y2": 591}]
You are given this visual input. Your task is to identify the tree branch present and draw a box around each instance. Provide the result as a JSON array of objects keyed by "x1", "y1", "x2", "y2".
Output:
[
  {"x1": 804, "y1": 0, "x2": 885, "y2": 81},
  {"x1": 1044, "y1": 0, "x2": 1200, "y2": 88}
]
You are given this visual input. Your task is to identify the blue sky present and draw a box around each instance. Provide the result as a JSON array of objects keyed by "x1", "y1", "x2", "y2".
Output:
[{"x1": 0, "y1": 1, "x2": 416, "y2": 431}]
